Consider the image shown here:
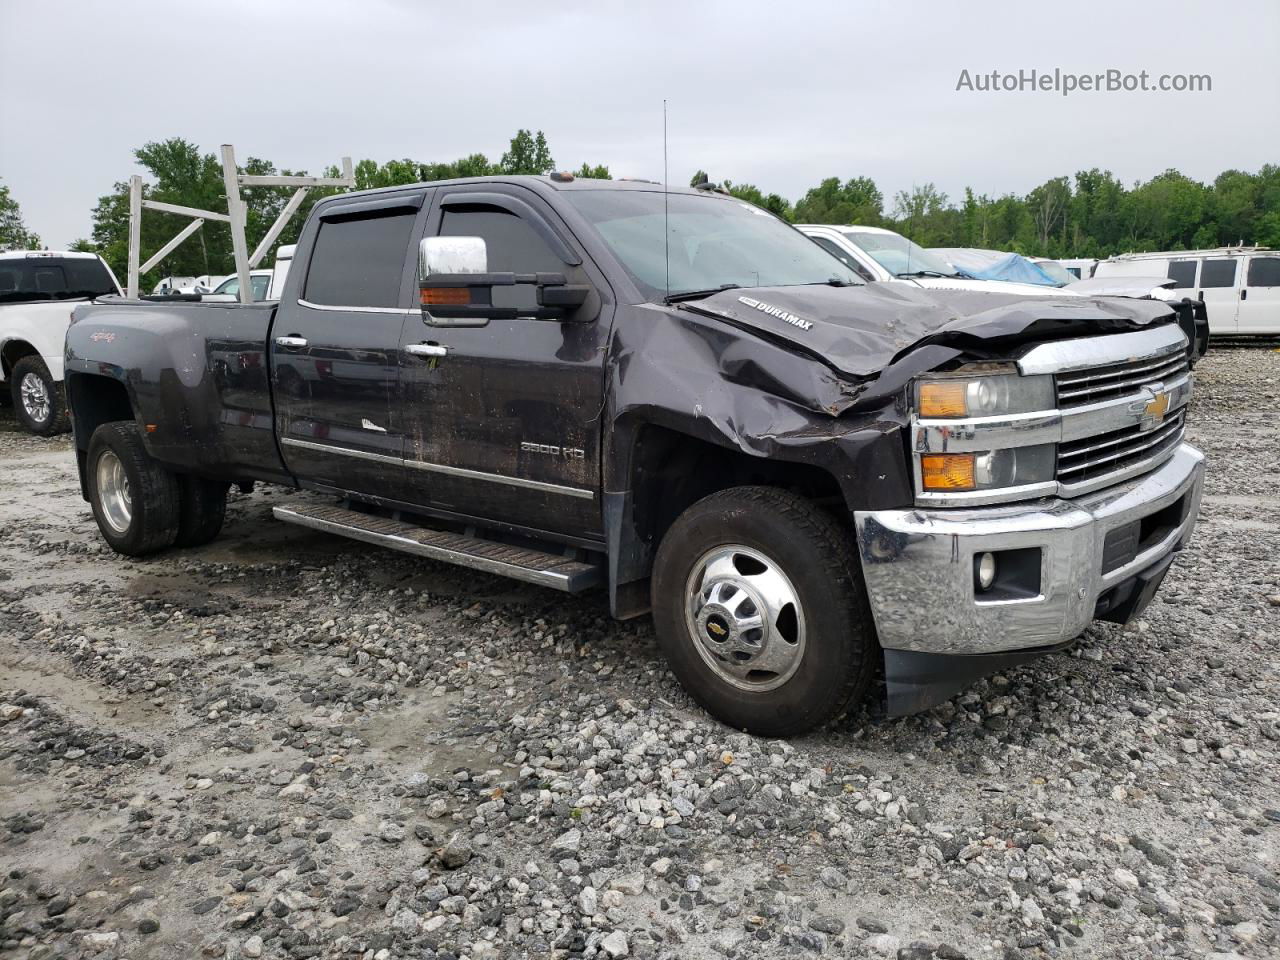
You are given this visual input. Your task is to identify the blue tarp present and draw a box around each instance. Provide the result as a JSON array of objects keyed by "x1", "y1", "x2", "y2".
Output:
[{"x1": 959, "y1": 253, "x2": 1060, "y2": 286}]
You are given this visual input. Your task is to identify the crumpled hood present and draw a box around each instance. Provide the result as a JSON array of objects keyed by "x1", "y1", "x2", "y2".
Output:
[{"x1": 682, "y1": 282, "x2": 1175, "y2": 380}]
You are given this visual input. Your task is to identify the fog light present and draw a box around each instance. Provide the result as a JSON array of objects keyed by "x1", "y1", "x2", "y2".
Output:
[{"x1": 976, "y1": 552, "x2": 997, "y2": 591}]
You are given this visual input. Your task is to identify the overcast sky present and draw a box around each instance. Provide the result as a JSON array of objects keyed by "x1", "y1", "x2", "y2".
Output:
[{"x1": 2, "y1": 0, "x2": 1277, "y2": 248}]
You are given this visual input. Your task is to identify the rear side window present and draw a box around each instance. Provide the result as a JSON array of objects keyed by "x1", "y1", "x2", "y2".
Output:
[
  {"x1": 1166, "y1": 260, "x2": 1196, "y2": 289},
  {"x1": 1246, "y1": 257, "x2": 1280, "y2": 287},
  {"x1": 1198, "y1": 259, "x2": 1237, "y2": 289},
  {"x1": 0, "y1": 257, "x2": 116, "y2": 302},
  {"x1": 304, "y1": 209, "x2": 418, "y2": 308}
]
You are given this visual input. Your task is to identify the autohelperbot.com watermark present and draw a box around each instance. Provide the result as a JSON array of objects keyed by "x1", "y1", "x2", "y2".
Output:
[{"x1": 955, "y1": 68, "x2": 1211, "y2": 96}]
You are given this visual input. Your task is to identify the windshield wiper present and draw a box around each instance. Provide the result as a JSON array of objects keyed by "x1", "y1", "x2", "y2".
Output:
[
  {"x1": 664, "y1": 283, "x2": 741, "y2": 304},
  {"x1": 895, "y1": 270, "x2": 958, "y2": 279}
]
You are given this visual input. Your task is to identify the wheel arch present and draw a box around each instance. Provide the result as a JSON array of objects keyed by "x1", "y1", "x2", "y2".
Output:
[
  {"x1": 65, "y1": 372, "x2": 137, "y2": 501},
  {"x1": 603, "y1": 419, "x2": 846, "y2": 618},
  {"x1": 1, "y1": 338, "x2": 40, "y2": 378}
]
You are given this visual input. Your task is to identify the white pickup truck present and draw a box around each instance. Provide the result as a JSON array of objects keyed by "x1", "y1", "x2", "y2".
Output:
[{"x1": 0, "y1": 251, "x2": 122, "y2": 434}]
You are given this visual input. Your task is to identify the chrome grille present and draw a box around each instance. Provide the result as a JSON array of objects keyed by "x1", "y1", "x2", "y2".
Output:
[
  {"x1": 1057, "y1": 410, "x2": 1185, "y2": 487},
  {"x1": 1055, "y1": 350, "x2": 1189, "y2": 408}
]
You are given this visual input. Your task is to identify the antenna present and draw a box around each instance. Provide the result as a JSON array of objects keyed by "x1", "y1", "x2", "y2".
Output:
[{"x1": 663, "y1": 99, "x2": 670, "y2": 300}]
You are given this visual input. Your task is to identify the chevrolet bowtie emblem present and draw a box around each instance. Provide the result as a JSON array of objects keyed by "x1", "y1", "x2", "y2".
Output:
[
  {"x1": 707, "y1": 622, "x2": 726, "y2": 636},
  {"x1": 1143, "y1": 391, "x2": 1170, "y2": 421},
  {"x1": 1133, "y1": 388, "x2": 1172, "y2": 432}
]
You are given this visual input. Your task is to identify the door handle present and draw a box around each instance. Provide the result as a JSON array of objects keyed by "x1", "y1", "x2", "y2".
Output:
[
  {"x1": 1240, "y1": 289, "x2": 1247, "y2": 300},
  {"x1": 275, "y1": 335, "x2": 308, "y2": 348},
  {"x1": 405, "y1": 343, "x2": 448, "y2": 357}
]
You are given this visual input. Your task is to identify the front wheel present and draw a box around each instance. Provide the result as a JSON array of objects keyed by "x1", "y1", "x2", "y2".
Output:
[
  {"x1": 651, "y1": 486, "x2": 876, "y2": 737},
  {"x1": 87, "y1": 422, "x2": 181, "y2": 556}
]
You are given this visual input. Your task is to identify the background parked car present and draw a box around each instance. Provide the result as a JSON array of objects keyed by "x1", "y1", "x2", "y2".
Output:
[
  {"x1": 0, "y1": 250, "x2": 121, "y2": 434},
  {"x1": 930, "y1": 247, "x2": 1064, "y2": 286},
  {"x1": 1093, "y1": 247, "x2": 1279, "y2": 335},
  {"x1": 204, "y1": 269, "x2": 273, "y2": 302},
  {"x1": 799, "y1": 226, "x2": 1078, "y2": 297}
]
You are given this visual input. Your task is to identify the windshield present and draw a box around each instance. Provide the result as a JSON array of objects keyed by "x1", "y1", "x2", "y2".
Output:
[
  {"x1": 844, "y1": 230, "x2": 960, "y2": 278},
  {"x1": 1034, "y1": 260, "x2": 1073, "y2": 286},
  {"x1": 566, "y1": 190, "x2": 862, "y2": 300},
  {"x1": 0, "y1": 256, "x2": 118, "y2": 303}
]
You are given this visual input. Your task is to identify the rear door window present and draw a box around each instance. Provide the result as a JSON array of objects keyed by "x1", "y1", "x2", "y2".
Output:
[
  {"x1": 1198, "y1": 259, "x2": 1237, "y2": 288},
  {"x1": 1246, "y1": 256, "x2": 1280, "y2": 287},
  {"x1": 1166, "y1": 260, "x2": 1197, "y2": 289},
  {"x1": 304, "y1": 209, "x2": 418, "y2": 308}
]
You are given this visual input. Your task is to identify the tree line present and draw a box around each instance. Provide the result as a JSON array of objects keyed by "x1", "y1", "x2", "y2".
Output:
[
  {"x1": 706, "y1": 166, "x2": 1280, "y2": 258},
  {"x1": 2, "y1": 131, "x2": 1277, "y2": 284}
]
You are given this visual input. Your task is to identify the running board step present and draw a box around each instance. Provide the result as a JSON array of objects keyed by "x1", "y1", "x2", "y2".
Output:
[{"x1": 272, "y1": 503, "x2": 602, "y2": 593}]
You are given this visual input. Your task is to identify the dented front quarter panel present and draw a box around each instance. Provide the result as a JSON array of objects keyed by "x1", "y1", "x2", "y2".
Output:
[{"x1": 603, "y1": 301, "x2": 913, "y2": 506}]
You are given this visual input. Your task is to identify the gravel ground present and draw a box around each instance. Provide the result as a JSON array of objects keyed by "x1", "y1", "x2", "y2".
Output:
[{"x1": 1, "y1": 345, "x2": 1277, "y2": 960}]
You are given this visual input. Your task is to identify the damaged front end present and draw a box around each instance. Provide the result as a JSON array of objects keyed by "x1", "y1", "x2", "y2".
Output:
[{"x1": 606, "y1": 282, "x2": 1205, "y2": 715}]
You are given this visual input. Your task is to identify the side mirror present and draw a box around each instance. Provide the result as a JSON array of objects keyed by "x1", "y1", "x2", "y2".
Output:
[
  {"x1": 420, "y1": 235, "x2": 487, "y2": 277},
  {"x1": 419, "y1": 235, "x2": 594, "y2": 326}
]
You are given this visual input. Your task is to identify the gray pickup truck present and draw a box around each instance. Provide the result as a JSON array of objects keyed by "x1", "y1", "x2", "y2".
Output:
[{"x1": 64, "y1": 175, "x2": 1205, "y2": 735}]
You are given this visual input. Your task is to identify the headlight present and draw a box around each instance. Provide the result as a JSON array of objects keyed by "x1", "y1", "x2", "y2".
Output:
[
  {"x1": 917, "y1": 369, "x2": 1054, "y2": 418},
  {"x1": 920, "y1": 445, "x2": 1056, "y2": 493},
  {"x1": 913, "y1": 367, "x2": 1058, "y2": 501}
]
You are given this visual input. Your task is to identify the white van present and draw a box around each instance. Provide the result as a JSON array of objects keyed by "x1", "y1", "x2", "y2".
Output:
[{"x1": 1093, "y1": 247, "x2": 1278, "y2": 335}]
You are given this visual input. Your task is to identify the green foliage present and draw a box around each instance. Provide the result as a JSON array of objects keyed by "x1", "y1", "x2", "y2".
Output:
[
  {"x1": 500, "y1": 129, "x2": 554, "y2": 176},
  {"x1": 0, "y1": 178, "x2": 40, "y2": 250},
  {"x1": 793, "y1": 177, "x2": 884, "y2": 227},
  {"x1": 1256, "y1": 211, "x2": 1280, "y2": 248},
  {"x1": 891, "y1": 184, "x2": 956, "y2": 247},
  {"x1": 574, "y1": 163, "x2": 611, "y2": 180},
  {"x1": 867, "y1": 166, "x2": 1280, "y2": 257},
  {"x1": 721, "y1": 181, "x2": 793, "y2": 220}
]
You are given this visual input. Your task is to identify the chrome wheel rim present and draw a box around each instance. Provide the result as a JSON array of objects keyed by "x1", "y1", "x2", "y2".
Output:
[
  {"x1": 684, "y1": 544, "x2": 807, "y2": 692},
  {"x1": 20, "y1": 372, "x2": 50, "y2": 423},
  {"x1": 95, "y1": 449, "x2": 132, "y2": 534}
]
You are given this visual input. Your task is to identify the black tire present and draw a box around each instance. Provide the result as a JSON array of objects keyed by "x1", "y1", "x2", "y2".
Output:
[
  {"x1": 174, "y1": 475, "x2": 229, "y2": 548},
  {"x1": 86, "y1": 421, "x2": 181, "y2": 556},
  {"x1": 651, "y1": 486, "x2": 877, "y2": 737},
  {"x1": 10, "y1": 355, "x2": 69, "y2": 435}
]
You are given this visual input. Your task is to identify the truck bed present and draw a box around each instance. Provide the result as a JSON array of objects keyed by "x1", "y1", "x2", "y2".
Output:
[{"x1": 65, "y1": 296, "x2": 288, "y2": 483}]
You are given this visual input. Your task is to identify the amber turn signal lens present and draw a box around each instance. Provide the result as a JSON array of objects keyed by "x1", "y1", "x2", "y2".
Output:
[
  {"x1": 421, "y1": 287, "x2": 471, "y2": 305},
  {"x1": 921, "y1": 454, "x2": 976, "y2": 491},
  {"x1": 918, "y1": 381, "x2": 968, "y2": 417}
]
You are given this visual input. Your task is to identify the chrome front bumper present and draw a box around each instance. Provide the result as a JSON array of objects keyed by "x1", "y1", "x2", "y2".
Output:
[{"x1": 854, "y1": 443, "x2": 1204, "y2": 656}]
